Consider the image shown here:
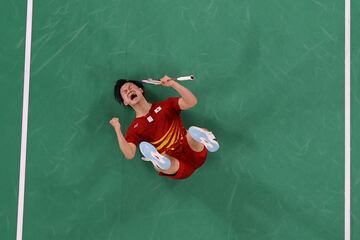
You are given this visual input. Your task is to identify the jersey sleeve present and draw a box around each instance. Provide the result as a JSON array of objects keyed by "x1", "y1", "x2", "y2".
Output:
[
  {"x1": 165, "y1": 97, "x2": 181, "y2": 114},
  {"x1": 125, "y1": 125, "x2": 141, "y2": 146}
]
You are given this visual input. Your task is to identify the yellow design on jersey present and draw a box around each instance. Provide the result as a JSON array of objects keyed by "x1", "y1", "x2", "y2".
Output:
[
  {"x1": 158, "y1": 126, "x2": 179, "y2": 150},
  {"x1": 151, "y1": 121, "x2": 175, "y2": 145},
  {"x1": 151, "y1": 121, "x2": 182, "y2": 152}
]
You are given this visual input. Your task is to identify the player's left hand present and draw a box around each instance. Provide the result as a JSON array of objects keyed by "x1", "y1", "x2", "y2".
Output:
[
  {"x1": 160, "y1": 75, "x2": 175, "y2": 87},
  {"x1": 109, "y1": 117, "x2": 121, "y2": 130}
]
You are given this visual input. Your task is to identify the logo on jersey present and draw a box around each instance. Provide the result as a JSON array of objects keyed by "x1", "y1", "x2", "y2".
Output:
[
  {"x1": 154, "y1": 106, "x2": 162, "y2": 113},
  {"x1": 147, "y1": 116, "x2": 154, "y2": 123}
]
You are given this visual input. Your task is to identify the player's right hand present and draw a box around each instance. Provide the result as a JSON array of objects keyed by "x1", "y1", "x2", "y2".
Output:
[
  {"x1": 160, "y1": 75, "x2": 175, "y2": 87},
  {"x1": 109, "y1": 117, "x2": 121, "y2": 129}
]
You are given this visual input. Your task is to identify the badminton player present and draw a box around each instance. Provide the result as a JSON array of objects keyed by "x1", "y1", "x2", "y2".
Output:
[{"x1": 109, "y1": 75, "x2": 219, "y2": 179}]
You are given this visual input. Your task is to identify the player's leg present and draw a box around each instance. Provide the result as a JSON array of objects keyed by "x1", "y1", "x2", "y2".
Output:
[
  {"x1": 186, "y1": 132, "x2": 205, "y2": 152},
  {"x1": 161, "y1": 154, "x2": 180, "y2": 174}
]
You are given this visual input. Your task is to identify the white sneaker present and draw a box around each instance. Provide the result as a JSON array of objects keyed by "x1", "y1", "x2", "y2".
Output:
[
  {"x1": 188, "y1": 126, "x2": 219, "y2": 152},
  {"x1": 139, "y1": 142, "x2": 171, "y2": 170}
]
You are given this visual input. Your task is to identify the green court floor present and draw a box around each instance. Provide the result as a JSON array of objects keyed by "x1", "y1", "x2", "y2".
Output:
[
  {"x1": 0, "y1": 0, "x2": 26, "y2": 239},
  {"x1": 0, "y1": 0, "x2": 357, "y2": 239}
]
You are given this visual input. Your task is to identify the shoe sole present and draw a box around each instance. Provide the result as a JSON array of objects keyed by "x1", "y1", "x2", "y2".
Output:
[
  {"x1": 188, "y1": 126, "x2": 219, "y2": 152},
  {"x1": 139, "y1": 142, "x2": 171, "y2": 170}
]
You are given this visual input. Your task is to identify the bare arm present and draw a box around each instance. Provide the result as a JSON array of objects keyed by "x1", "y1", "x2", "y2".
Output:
[
  {"x1": 160, "y1": 75, "x2": 198, "y2": 110},
  {"x1": 109, "y1": 118, "x2": 136, "y2": 160}
]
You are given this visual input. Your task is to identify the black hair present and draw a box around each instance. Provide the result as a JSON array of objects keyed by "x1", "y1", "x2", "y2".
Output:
[{"x1": 114, "y1": 79, "x2": 145, "y2": 105}]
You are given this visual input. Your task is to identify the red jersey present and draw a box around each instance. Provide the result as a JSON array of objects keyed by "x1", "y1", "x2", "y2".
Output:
[{"x1": 125, "y1": 97, "x2": 187, "y2": 154}]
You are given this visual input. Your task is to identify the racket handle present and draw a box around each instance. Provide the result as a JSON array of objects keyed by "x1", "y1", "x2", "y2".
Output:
[{"x1": 176, "y1": 75, "x2": 195, "y2": 81}]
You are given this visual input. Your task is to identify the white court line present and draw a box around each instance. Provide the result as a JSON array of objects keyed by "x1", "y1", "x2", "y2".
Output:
[
  {"x1": 345, "y1": 0, "x2": 351, "y2": 239},
  {"x1": 16, "y1": 0, "x2": 33, "y2": 239}
]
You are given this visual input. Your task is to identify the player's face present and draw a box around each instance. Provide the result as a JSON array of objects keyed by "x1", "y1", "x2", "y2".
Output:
[{"x1": 120, "y1": 83, "x2": 144, "y2": 106}]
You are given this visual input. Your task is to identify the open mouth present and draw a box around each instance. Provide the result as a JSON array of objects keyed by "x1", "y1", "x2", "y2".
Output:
[{"x1": 129, "y1": 93, "x2": 137, "y2": 100}]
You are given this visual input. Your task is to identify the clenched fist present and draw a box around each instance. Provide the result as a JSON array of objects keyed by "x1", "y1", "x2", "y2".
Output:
[{"x1": 109, "y1": 117, "x2": 121, "y2": 130}]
